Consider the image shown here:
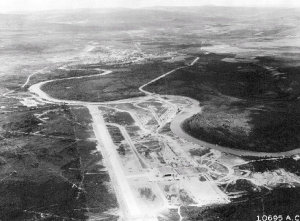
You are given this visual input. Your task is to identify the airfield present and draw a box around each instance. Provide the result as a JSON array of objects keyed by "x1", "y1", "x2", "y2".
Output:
[
  {"x1": 21, "y1": 57, "x2": 300, "y2": 220},
  {"x1": 2, "y1": 7, "x2": 300, "y2": 220}
]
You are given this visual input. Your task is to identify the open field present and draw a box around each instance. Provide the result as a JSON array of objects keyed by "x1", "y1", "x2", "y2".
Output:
[
  {"x1": 0, "y1": 104, "x2": 118, "y2": 220},
  {"x1": 41, "y1": 61, "x2": 184, "y2": 102}
]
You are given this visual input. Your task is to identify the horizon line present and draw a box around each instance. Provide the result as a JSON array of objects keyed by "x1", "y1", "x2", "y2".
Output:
[{"x1": 1, "y1": 4, "x2": 300, "y2": 14}]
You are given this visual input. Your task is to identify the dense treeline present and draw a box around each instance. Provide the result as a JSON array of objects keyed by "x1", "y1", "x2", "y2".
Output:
[{"x1": 147, "y1": 53, "x2": 300, "y2": 152}]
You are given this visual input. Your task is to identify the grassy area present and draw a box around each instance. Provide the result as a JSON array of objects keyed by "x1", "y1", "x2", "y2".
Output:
[
  {"x1": 107, "y1": 125, "x2": 125, "y2": 145},
  {"x1": 41, "y1": 60, "x2": 184, "y2": 102},
  {"x1": 104, "y1": 111, "x2": 135, "y2": 126},
  {"x1": 0, "y1": 106, "x2": 118, "y2": 220}
]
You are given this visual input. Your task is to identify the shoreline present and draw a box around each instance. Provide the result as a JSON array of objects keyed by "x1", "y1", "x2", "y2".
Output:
[
  {"x1": 29, "y1": 62, "x2": 300, "y2": 159},
  {"x1": 170, "y1": 97, "x2": 300, "y2": 157}
]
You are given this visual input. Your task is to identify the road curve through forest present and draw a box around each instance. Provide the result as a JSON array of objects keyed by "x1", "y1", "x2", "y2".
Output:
[{"x1": 169, "y1": 99, "x2": 300, "y2": 157}]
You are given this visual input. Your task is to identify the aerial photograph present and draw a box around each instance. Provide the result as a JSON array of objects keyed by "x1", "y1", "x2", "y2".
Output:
[{"x1": 1, "y1": 0, "x2": 300, "y2": 220}]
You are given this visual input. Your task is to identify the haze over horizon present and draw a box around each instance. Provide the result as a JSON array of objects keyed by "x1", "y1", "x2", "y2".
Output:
[{"x1": 1, "y1": 0, "x2": 300, "y2": 13}]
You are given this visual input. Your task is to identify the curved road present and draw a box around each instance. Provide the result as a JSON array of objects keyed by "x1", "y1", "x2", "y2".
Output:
[
  {"x1": 169, "y1": 98, "x2": 300, "y2": 157},
  {"x1": 29, "y1": 58, "x2": 300, "y2": 159},
  {"x1": 27, "y1": 56, "x2": 300, "y2": 219}
]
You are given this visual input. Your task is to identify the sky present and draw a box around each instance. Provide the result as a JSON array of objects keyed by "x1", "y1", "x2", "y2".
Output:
[{"x1": 0, "y1": 0, "x2": 300, "y2": 12}]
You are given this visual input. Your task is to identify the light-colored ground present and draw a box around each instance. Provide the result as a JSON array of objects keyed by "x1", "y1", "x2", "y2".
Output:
[
  {"x1": 25, "y1": 56, "x2": 300, "y2": 220},
  {"x1": 88, "y1": 105, "x2": 148, "y2": 220}
]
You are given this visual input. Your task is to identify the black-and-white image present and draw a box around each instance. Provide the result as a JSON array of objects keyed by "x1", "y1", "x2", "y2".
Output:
[{"x1": 1, "y1": 0, "x2": 300, "y2": 220}]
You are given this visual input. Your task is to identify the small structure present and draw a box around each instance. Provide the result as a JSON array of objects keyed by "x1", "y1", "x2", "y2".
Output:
[{"x1": 158, "y1": 166, "x2": 178, "y2": 180}]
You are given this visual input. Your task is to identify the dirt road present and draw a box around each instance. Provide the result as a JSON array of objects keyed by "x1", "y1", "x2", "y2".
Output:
[{"x1": 169, "y1": 96, "x2": 300, "y2": 157}]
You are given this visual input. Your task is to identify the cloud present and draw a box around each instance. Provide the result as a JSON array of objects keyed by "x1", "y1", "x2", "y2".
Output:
[{"x1": 0, "y1": 0, "x2": 299, "y2": 12}]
